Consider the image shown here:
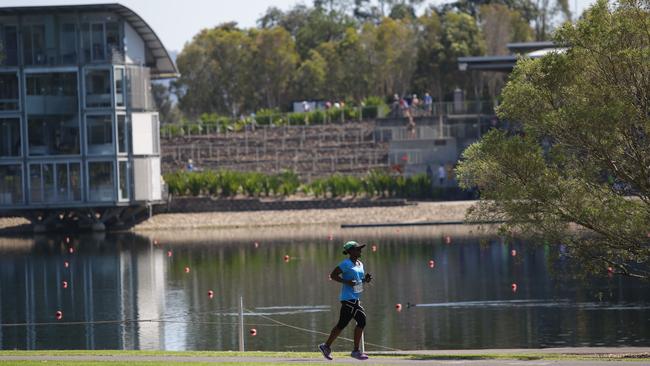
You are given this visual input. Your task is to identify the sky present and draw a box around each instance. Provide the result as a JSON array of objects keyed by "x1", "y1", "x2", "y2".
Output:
[{"x1": 3, "y1": 0, "x2": 599, "y2": 53}]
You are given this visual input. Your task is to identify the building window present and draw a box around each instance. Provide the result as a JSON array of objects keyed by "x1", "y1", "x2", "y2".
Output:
[
  {"x1": 0, "y1": 164, "x2": 22, "y2": 205},
  {"x1": 114, "y1": 68, "x2": 125, "y2": 107},
  {"x1": 126, "y1": 66, "x2": 154, "y2": 111},
  {"x1": 22, "y1": 24, "x2": 47, "y2": 65},
  {"x1": 0, "y1": 25, "x2": 18, "y2": 66},
  {"x1": 86, "y1": 115, "x2": 114, "y2": 155},
  {"x1": 151, "y1": 114, "x2": 160, "y2": 154},
  {"x1": 29, "y1": 162, "x2": 81, "y2": 203},
  {"x1": 0, "y1": 118, "x2": 20, "y2": 157},
  {"x1": 85, "y1": 69, "x2": 112, "y2": 108},
  {"x1": 88, "y1": 161, "x2": 115, "y2": 202},
  {"x1": 82, "y1": 22, "x2": 121, "y2": 63},
  {"x1": 118, "y1": 160, "x2": 129, "y2": 201},
  {"x1": 117, "y1": 114, "x2": 129, "y2": 154},
  {"x1": 30, "y1": 163, "x2": 56, "y2": 203},
  {"x1": 28, "y1": 116, "x2": 80, "y2": 156},
  {"x1": 60, "y1": 23, "x2": 77, "y2": 64},
  {"x1": 0, "y1": 73, "x2": 19, "y2": 111},
  {"x1": 26, "y1": 72, "x2": 79, "y2": 114}
]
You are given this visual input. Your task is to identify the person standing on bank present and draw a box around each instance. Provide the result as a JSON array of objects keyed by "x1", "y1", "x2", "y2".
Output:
[{"x1": 319, "y1": 241, "x2": 372, "y2": 360}]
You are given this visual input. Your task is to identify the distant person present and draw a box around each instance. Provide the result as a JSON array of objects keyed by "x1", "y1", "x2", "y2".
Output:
[
  {"x1": 424, "y1": 92, "x2": 433, "y2": 115},
  {"x1": 186, "y1": 159, "x2": 194, "y2": 172},
  {"x1": 319, "y1": 241, "x2": 372, "y2": 361},
  {"x1": 437, "y1": 163, "x2": 446, "y2": 185},
  {"x1": 426, "y1": 164, "x2": 434, "y2": 189}
]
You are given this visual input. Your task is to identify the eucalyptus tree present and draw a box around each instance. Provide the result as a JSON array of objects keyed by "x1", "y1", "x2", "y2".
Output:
[{"x1": 175, "y1": 23, "x2": 254, "y2": 117}]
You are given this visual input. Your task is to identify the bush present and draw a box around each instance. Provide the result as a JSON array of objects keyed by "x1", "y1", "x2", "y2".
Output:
[
  {"x1": 165, "y1": 169, "x2": 445, "y2": 201},
  {"x1": 288, "y1": 112, "x2": 306, "y2": 126},
  {"x1": 256, "y1": 108, "x2": 284, "y2": 126},
  {"x1": 277, "y1": 170, "x2": 300, "y2": 196}
]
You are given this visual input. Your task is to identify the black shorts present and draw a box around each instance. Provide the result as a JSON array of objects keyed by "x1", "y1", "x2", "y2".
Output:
[{"x1": 336, "y1": 299, "x2": 366, "y2": 330}]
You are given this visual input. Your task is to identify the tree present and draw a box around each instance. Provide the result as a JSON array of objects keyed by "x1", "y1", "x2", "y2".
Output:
[
  {"x1": 292, "y1": 49, "x2": 328, "y2": 100},
  {"x1": 438, "y1": 11, "x2": 485, "y2": 100},
  {"x1": 456, "y1": 0, "x2": 650, "y2": 279},
  {"x1": 175, "y1": 24, "x2": 254, "y2": 117},
  {"x1": 361, "y1": 17, "x2": 418, "y2": 97},
  {"x1": 479, "y1": 4, "x2": 533, "y2": 99},
  {"x1": 250, "y1": 27, "x2": 299, "y2": 109},
  {"x1": 412, "y1": 10, "x2": 444, "y2": 98}
]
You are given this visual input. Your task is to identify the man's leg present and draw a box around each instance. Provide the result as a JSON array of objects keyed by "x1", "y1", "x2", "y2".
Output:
[
  {"x1": 326, "y1": 326, "x2": 342, "y2": 347},
  {"x1": 353, "y1": 326, "x2": 363, "y2": 350}
]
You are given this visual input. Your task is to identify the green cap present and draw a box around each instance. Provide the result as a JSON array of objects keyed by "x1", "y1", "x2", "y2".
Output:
[{"x1": 342, "y1": 240, "x2": 366, "y2": 254}]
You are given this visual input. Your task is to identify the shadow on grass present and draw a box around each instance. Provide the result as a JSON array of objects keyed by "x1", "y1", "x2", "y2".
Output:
[{"x1": 404, "y1": 355, "x2": 542, "y2": 361}]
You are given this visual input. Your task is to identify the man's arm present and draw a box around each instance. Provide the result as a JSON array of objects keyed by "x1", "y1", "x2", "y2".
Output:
[{"x1": 330, "y1": 266, "x2": 355, "y2": 286}]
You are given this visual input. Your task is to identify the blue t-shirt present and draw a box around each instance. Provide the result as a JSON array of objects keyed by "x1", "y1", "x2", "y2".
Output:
[{"x1": 338, "y1": 258, "x2": 365, "y2": 301}]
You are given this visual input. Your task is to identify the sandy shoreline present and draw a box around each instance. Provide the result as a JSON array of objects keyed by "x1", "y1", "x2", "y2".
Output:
[
  {"x1": 0, "y1": 201, "x2": 477, "y2": 234},
  {"x1": 133, "y1": 200, "x2": 476, "y2": 231}
]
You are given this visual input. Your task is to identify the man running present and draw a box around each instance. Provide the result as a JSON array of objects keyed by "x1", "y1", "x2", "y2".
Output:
[{"x1": 318, "y1": 241, "x2": 372, "y2": 360}]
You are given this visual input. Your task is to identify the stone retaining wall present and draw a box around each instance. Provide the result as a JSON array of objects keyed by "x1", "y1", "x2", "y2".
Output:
[{"x1": 158, "y1": 197, "x2": 411, "y2": 213}]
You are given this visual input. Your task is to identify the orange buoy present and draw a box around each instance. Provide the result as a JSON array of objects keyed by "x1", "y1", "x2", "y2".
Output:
[
  {"x1": 55, "y1": 311, "x2": 63, "y2": 320},
  {"x1": 64, "y1": 261, "x2": 69, "y2": 268},
  {"x1": 62, "y1": 281, "x2": 68, "y2": 289},
  {"x1": 184, "y1": 267, "x2": 190, "y2": 273},
  {"x1": 511, "y1": 249, "x2": 517, "y2": 257},
  {"x1": 511, "y1": 283, "x2": 518, "y2": 293},
  {"x1": 428, "y1": 260, "x2": 435, "y2": 268},
  {"x1": 208, "y1": 290, "x2": 214, "y2": 299},
  {"x1": 395, "y1": 303, "x2": 402, "y2": 311},
  {"x1": 167, "y1": 250, "x2": 173, "y2": 257},
  {"x1": 250, "y1": 328, "x2": 257, "y2": 336}
]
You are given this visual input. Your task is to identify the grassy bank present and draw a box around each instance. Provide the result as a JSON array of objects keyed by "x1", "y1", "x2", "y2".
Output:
[{"x1": 0, "y1": 350, "x2": 648, "y2": 365}]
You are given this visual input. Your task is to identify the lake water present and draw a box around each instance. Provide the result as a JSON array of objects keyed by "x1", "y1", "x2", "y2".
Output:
[{"x1": 0, "y1": 226, "x2": 649, "y2": 351}]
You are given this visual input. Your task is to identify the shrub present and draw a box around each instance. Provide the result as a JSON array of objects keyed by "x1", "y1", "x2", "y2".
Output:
[
  {"x1": 218, "y1": 170, "x2": 241, "y2": 197},
  {"x1": 277, "y1": 170, "x2": 300, "y2": 196},
  {"x1": 288, "y1": 112, "x2": 306, "y2": 126},
  {"x1": 242, "y1": 172, "x2": 264, "y2": 197}
]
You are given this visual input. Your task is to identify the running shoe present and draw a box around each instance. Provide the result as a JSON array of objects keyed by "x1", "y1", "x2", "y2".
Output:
[
  {"x1": 318, "y1": 343, "x2": 333, "y2": 360},
  {"x1": 350, "y1": 350, "x2": 369, "y2": 360}
]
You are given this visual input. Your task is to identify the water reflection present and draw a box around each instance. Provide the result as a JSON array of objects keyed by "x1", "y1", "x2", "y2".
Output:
[{"x1": 0, "y1": 227, "x2": 648, "y2": 351}]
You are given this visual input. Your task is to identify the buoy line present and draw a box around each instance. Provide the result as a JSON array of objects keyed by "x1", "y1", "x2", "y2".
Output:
[
  {"x1": 0, "y1": 318, "x2": 284, "y2": 328},
  {"x1": 244, "y1": 308, "x2": 401, "y2": 351}
]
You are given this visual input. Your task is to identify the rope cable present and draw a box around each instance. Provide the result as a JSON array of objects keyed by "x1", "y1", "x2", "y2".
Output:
[{"x1": 243, "y1": 307, "x2": 400, "y2": 351}]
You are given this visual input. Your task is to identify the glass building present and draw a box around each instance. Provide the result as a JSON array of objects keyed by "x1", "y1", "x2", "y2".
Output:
[{"x1": 0, "y1": 4, "x2": 177, "y2": 230}]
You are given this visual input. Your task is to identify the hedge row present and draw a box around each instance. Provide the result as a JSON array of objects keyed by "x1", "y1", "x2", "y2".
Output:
[
  {"x1": 160, "y1": 104, "x2": 386, "y2": 138},
  {"x1": 164, "y1": 170, "x2": 455, "y2": 200}
]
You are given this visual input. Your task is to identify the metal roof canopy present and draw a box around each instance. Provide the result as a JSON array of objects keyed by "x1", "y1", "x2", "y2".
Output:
[
  {"x1": 0, "y1": 3, "x2": 178, "y2": 79},
  {"x1": 458, "y1": 41, "x2": 559, "y2": 72}
]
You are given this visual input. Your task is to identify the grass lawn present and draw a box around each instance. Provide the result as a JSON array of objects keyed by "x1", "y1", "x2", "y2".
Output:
[{"x1": 0, "y1": 350, "x2": 647, "y2": 365}]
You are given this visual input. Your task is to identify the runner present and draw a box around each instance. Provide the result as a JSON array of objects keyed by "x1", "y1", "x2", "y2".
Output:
[{"x1": 318, "y1": 241, "x2": 372, "y2": 360}]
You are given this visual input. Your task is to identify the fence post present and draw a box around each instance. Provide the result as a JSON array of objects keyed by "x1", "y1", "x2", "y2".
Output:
[{"x1": 239, "y1": 296, "x2": 245, "y2": 352}]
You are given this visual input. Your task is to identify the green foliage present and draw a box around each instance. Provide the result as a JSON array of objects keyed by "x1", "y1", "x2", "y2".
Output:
[
  {"x1": 174, "y1": 0, "x2": 543, "y2": 117},
  {"x1": 164, "y1": 169, "x2": 455, "y2": 200},
  {"x1": 456, "y1": 0, "x2": 650, "y2": 280}
]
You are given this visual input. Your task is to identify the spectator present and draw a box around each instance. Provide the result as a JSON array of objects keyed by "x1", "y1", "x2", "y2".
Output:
[
  {"x1": 437, "y1": 164, "x2": 446, "y2": 185},
  {"x1": 186, "y1": 159, "x2": 194, "y2": 172},
  {"x1": 424, "y1": 92, "x2": 433, "y2": 116}
]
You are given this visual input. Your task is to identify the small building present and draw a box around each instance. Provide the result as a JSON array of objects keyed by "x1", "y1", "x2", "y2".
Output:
[{"x1": 0, "y1": 4, "x2": 178, "y2": 231}]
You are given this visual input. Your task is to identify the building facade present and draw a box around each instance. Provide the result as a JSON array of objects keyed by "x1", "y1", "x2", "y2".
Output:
[{"x1": 0, "y1": 4, "x2": 177, "y2": 230}]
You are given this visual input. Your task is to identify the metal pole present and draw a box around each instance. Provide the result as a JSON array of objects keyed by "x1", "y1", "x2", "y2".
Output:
[
  {"x1": 239, "y1": 296, "x2": 245, "y2": 352},
  {"x1": 361, "y1": 333, "x2": 365, "y2": 353}
]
